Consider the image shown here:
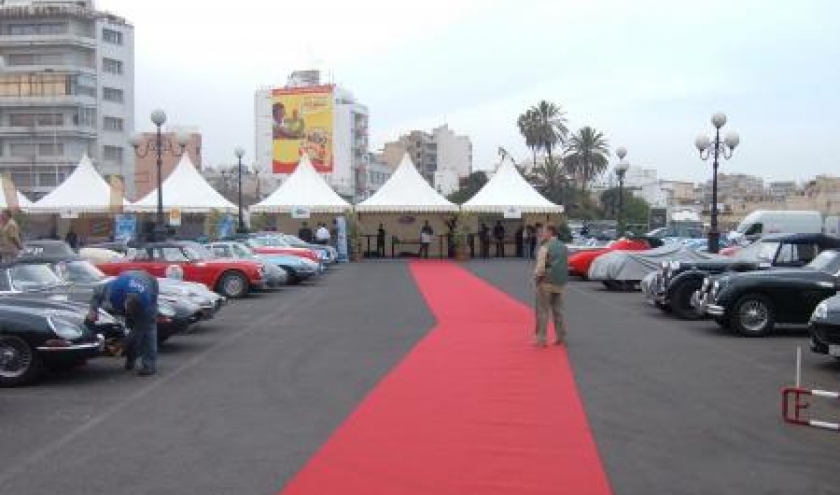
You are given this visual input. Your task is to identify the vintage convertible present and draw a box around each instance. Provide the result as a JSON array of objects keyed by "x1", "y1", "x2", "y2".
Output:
[
  {"x1": 231, "y1": 234, "x2": 321, "y2": 263},
  {"x1": 206, "y1": 241, "x2": 319, "y2": 284},
  {"x1": 809, "y1": 294, "x2": 840, "y2": 359},
  {"x1": 0, "y1": 295, "x2": 125, "y2": 387},
  {"x1": 655, "y1": 234, "x2": 840, "y2": 319},
  {"x1": 568, "y1": 237, "x2": 658, "y2": 279},
  {"x1": 698, "y1": 249, "x2": 840, "y2": 336},
  {"x1": 98, "y1": 241, "x2": 267, "y2": 298},
  {"x1": 588, "y1": 242, "x2": 719, "y2": 291}
]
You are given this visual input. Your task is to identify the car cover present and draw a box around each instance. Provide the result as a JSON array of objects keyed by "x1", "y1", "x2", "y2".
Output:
[{"x1": 588, "y1": 243, "x2": 724, "y2": 281}]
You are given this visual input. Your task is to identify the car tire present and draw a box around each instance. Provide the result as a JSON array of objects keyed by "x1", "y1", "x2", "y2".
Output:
[
  {"x1": 672, "y1": 280, "x2": 703, "y2": 320},
  {"x1": 217, "y1": 271, "x2": 249, "y2": 299},
  {"x1": 713, "y1": 316, "x2": 730, "y2": 328},
  {"x1": 0, "y1": 335, "x2": 43, "y2": 387},
  {"x1": 655, "y1": 301, "x2": 672, "y2": 313},
  {"x1": 731, "y1": 294, "x2": 775, "y2": 337},
  {"x1": 281, "y1": 267, "x2": 301, "y2": 285}
]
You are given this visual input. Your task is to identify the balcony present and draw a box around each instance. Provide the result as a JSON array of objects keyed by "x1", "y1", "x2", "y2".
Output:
[
  {"x1": 0, "y1": 124, "x2": 96, "y2": 138},
  {"x1": 0, "y1": 33, "x2": 96, "y2": 49},
  {"x1": 0, "y1": 93, "x2": 96, "y2": 107}
]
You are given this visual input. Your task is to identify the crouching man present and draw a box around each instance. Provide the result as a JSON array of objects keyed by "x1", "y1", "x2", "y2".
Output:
[{"x1": 88, "y1": 270, "x2": 160, "y2": 376}]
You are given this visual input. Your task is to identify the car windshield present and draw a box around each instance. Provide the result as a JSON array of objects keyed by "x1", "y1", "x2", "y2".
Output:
[
  {"x1": 54, "y1": 260, "x2": 106, "y2": 284},
  {"x1": 232, "y1": 243, "x2": 255, "y2": 257},
  {"x1": 756, "y1": 242, "x2": 779, "y2": 263},
  {"x1": 255, "y1": 236, "x2": 289, "y2": 248},
  {"x1": 182, "y1": 244, "x2": 213, "y2": 261},
  {"x1": 10, "y1": 264, "x2": 66, "y2": 291},
  {"x1": 806, "y1": 251, "x2": 840, "y2": 275},
  {"x1": 283, "y1": 235, "x2": 307, "y2": 247}
]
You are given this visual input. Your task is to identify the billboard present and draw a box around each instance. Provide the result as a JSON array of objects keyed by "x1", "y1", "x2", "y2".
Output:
[{"x1": 272, "y1": 85, "x2": 334, "y2": 174}]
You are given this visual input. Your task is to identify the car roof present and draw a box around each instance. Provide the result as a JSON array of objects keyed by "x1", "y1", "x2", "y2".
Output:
[
  {"x1": 13, "y1": 254, "x2": 86, "y2": 264},
  {"x1": 760, "y1": 233, "x2": 840, "y2": 244}
]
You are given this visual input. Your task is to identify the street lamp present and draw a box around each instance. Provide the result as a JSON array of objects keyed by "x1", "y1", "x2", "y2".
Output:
[
  {"x1": 695, "y1": 112, "x2": 740, "y2": 254},
  {"x1": 131, "y1": 109, "x2": 188, "y2": 241},
  {"x1": 234, "y1": 146, "x2": 247, "y2": 233},
  {"x1": 614, "y1": 146, "x2": 630, "y2": 237}
]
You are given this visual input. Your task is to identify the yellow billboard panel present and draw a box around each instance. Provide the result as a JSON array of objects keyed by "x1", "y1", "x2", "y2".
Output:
[{"x1": 272, "y1": 85, "x2": 334, "y2": 173}]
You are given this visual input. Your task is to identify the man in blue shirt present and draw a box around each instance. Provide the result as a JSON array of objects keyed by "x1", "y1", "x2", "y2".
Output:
[{"x1": 88, "y1": 270, "x2": 159, "y2": 375}]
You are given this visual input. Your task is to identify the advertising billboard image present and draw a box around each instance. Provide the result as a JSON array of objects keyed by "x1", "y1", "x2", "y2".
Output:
[{"x1": 272, "y1": 85, "x2": 334, "y2": 174}]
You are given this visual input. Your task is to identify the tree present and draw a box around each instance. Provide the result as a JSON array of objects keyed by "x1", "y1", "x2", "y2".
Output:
[
  {"x1": 529, "y1": 100, "x2": 568, "y2": 166},
  {"x1": 527, "y1": 157, "x2": 569, "y2": 206},
  {"x1": 565, "y1": 126, "x2": 609, "y2": 195},
  {"x1": 517, "y1": 110, "x2": 540, "y2": 167},
  {"x1": 447, "y1": 171, "x2": 489, "y2": 205},
  {"x1": 600, "y1": 187, "x2": 650, "y2": 228}
]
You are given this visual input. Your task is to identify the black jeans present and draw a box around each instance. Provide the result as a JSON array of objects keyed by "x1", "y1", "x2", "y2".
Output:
[{"x1": 494, "y1": 241, "x2": 505, "y2": 257}]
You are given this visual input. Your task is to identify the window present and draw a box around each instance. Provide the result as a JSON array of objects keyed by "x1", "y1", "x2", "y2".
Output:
[
  {"x1": 76, "y1": 107, "x2": 96, "y2": 127},
  {"x1": 103, "y1": 87, "x2": 124, "y2": 102},
  {"x1": 156, "y1": 247, "x2": 189, "y2": 263},
  {"x1": 211, "y1": 246, "x2": 231, "y2": 258},
  {"x1": 103, "y1": 116, "x2": 124, "y2": 131},
  {"x1": 9, "y1": 143, "x2": 36, "y2": 157},
  {"x1": 102, "y1": 58, "x2": 123, "y2": 75},
  {"x1": 6, "y1": 22, "x2": 67, "y2": 36},
  {"x1": 38, "y1": 143, "x2": 64, "y2": 156},
  {"x1": 9, "y1": 113, "x2": 64, "y2": 127},
  {"x1": 5, "y1": 53, "x2": 64, "y2": 66},
  {"x1": 776, "y1": 243, "x2": 820, "y2": 267},
  {"x1": 0, "y1": 73, "x2": 71, "y2": 97},
  {"x1": 38, "y1": 172, "x2": 58, "y2": 187},
  {"x1": 103, "y1": 145, "x2": 124, "y2": 164},
  {"x1": 102, "y1": 28, "x2": 123, "y2": 45}
]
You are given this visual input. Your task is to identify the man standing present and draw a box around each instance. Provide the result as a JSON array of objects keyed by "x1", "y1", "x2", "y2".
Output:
[
  {"x1": 65, "y1": 226, "x2": 80, "y2": 250},
  {"x1": 88, "y1": 270, "x2": 160, "y2": 375},
  {"x1": 478, "y1": 222, "x2": 490, "y2": 259},
  {"x1": 376, "y1": 223, "x2": 386, "y2": 257},
  {"x1": 419, "y1": 220, "x2": 433, "y2": 258},
  {"x1": 533, "y1": 225, "x2": 568, "y2": 347},
  {"x1": 514, "y1": 225, "x2": 524, "y2": 257},
  {"x1": 492, "y1": 220, "x2": 506, "y2": 257},
  {"x1": 0, "y1": 209, "x2": 22, "y2": 263},
  {"x1": 315, "y1": 223, "x2": 331, "y2": 245},
  {"x1": 298, "y1": 222, "x2": 313, "y2": 243}
]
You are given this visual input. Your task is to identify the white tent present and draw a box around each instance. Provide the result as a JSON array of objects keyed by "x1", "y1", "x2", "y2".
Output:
[
  {"x1": 129, "y1": 155, "x2": 236, "y2": 213},
  {"x1": 29, "y1": 154, "x2": 125, "y2": 214},
  {"x1": 356, "y1": 154, "x2": 458, "y2": 213},
  {"x1": 462, "y1": 159, "x2": 563, "y2": 214},
  {"x1": 0, "y1": 175, "x2": 32, "y2": 210},
  {"x1": 251, "y1": 154, "x2": 350, "y2": 213}
]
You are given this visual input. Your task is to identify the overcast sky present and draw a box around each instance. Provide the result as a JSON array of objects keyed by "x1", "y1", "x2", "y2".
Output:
[{"x1": 98, "y1": 0, "x2": 840, "y2": 184}]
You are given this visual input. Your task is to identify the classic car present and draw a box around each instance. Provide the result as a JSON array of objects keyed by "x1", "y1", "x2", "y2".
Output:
[
  {"x1": 230, "y1": 234, "x2": 321, "y2": 263},
  {"x1": 657, "y1": 234, "x2": 840, "y2": 319},
  {"x1": 278, "y1": 233, "x2": 337, "y2": 264},
  {"x1": 21, "y1": 239, "x2": 76, "y2": 257},
  {"x1": 699, "y1": 249, "x2": 840, "y2": 336},
  {"x1": 0, "y1": 295, "x2": 123, "y2": 387},
  {"x1": 588, "y1": 242, "x2": 719, "y2": 291},
  {"x1": 568, "y1": 237, "x2": 657, "y2": 279},
  {"x1": 204, "y1": 241, "x2": 288, "y2": 287},
  {"x1": 98, "y1": 241, "x2": 266, "y2": 298},
  {"x1": 809, "y1": 294, "x2": 840, "y2": 359},
  {"x1": 206, "y1": 241, "x2": 320, "y2": 284},
  {"x1": 0, "y1": 259, "x2": 187, "y2": 343}
]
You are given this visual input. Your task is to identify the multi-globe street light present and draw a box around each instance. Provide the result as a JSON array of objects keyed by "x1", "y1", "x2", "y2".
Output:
[
  {"x1": 695, "y1": 112, "x2": 740, "y2": 254},
  {"x1": 614, "y1": 146, "x2": 630, "y2": 237},
  {"x1": 234, "y1": 146, "x2": 247, "y2": 233},
  {"x1": 131, "y1": 109, "x2": 188, "y2": 241}
]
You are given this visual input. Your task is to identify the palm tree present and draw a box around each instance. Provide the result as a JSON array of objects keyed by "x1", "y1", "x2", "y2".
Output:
[
  {"x1": 517, "y1": 110, "x2": 540, "y2": 167},
  {"x1": 565, "y1": 126, "x2": 610, "y2": 194},
  {"x1": 527, "y1": 158, "x2": 569, "y2": 206},
  {"x1": 530, "y1": 101, "x2": 568, "y2": 166}
]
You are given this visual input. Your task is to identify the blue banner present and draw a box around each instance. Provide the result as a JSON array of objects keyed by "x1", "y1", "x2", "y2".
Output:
[
  {"x1": 217, "y1": 214, "x2": 235, "y2": 240},
  {"x1": 335, "y1": 216, "x2": 348, "y2": 263},
  {"x1": 114, "y1": 214, "x2": 136, "y2": 243}
]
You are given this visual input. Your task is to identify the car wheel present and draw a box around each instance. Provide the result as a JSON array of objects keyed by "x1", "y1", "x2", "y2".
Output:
[
  {"x1": 0, "y1": 336, "x2": 42, "y2": 387},
  {"x1": 602, "y1": 281, "x2": 618, "y2": 290},
  {"x1": 281, "y1": 267, "x2": 301, "y2": 285},
  {"x1": 713, "y1": 316, "x2": 730, "y2": 328},
  {"x1": 654, "y1": 301, "x2": 672, "y2": 313},
  {"x1": 672, "y1": 280, "x2": 703, "y2": 320},
  {"x1": 217, "y1": 271, "x2": 249, "y2": 299},
  {"x1": 732, "y1": 294, "x2": 775, "y2": 337}
]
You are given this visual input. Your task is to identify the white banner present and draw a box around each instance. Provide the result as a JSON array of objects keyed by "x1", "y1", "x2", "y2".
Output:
[
  {"x1": 503, "y1": 206, "x2": 522, "y2": 219},
  {"x1": 291, "y1": 206, "x2": 311, "y2": 219}
]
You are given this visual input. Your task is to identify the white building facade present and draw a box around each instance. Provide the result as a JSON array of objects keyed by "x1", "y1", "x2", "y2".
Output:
[{"x1": 0, "y1": 0, "x2": 134, "y2": 199}]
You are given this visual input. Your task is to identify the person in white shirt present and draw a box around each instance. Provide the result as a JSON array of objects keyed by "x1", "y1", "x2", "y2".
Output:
[
  {"x1": 315, "y1": 223, "x2": 331, "y2": 245},
  {"x1": 419, "y1": 221, "x2": 434, "y2": 258}
]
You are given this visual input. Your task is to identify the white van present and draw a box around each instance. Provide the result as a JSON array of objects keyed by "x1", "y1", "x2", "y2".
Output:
[{"x1": 728, "y1": 210, "x2": 823, "y2": 241}]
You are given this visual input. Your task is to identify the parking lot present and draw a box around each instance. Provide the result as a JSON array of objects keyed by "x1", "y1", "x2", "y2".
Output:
[{"x1": 2, "y1": 260, "x2": 839, "y2": 495}]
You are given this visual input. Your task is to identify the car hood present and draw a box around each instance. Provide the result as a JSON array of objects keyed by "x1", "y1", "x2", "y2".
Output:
[
  {"x1": 0, "y1": 295, "x2": 94, "y2": 324},
  {"x1": 728, "y1": 267, "x2": 836, "y2": 283}
]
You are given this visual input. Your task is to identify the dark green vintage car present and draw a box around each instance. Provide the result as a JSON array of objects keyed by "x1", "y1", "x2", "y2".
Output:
[{"x1": 700, "y1": 249, "x2": 840, "y2": 336}]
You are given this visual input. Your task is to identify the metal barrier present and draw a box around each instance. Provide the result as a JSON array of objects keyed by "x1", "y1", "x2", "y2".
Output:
[{"x1": 782, "y1": 387, "x2": 840, "y2": 432}]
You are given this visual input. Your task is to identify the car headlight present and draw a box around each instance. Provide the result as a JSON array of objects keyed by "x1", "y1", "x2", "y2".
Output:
[
  {"x1": 48, "y1": 316, "x2": 84, "y2": 340},
  {"x1": 812, "y1": 302, "x2": 828, "y2": 321},
  {"x1": 669, "y1": 261, "x2": 681, "y2": 271}
]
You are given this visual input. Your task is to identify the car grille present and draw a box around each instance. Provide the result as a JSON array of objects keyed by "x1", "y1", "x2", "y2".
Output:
[{"x1": 812, "y1": 323, "x2": 840, "y2": 345}]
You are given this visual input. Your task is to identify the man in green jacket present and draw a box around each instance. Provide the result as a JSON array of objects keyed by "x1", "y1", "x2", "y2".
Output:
[{"x1": 533, "y1": 224, "x2": 569, "y2": 347}]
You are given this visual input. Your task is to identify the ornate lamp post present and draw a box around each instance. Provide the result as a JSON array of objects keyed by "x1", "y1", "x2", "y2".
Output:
[
  {"x1": 614, "y1": 146, "x2": 629, "y2": 237},
  {"x1": 695, "y1": 112, "x2": 740, "y2": 254},
  {"x1": 234, "y1": 147, "x2": 247, "y2": 233},
  {"x1": 131, "y1": 109, "x2": 188, "y2": 241}
]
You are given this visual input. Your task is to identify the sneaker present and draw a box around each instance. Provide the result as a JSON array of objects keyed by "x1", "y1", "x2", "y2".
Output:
[
  {"x1": 124, "y1": 360, "x2": 135, "y2": 371},
  {"x1": 137, "y1": 368, "x2": 156, "y2": 377}
]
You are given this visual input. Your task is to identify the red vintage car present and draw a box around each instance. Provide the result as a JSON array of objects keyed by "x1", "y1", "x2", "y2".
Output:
[
  {"x1": 568, "y1": 238, "x2": 652, "y2": 279},
  {"x1": 239, "y1": 235, "x2": 320, "y2": 263},
  {"x1": 97, "y1": 241, "x2": 266, "y2": 298}
]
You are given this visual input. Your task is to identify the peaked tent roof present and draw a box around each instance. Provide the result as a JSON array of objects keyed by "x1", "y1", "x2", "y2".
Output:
[
  {"x1": 0, "y1": 175, "x2": 32, "y2": 210},
  {"x1": 251, "y1": 154, "x2": 350, "y2": 213},
  {"x1": 29, "y1": 154, "x2": 125, "y2": 213},
  {"x1": 462, "y1": 160, "x2": 564, "y2": 214},
  {"x1": 129, "y1": 155, "x2": 236, "y2": 213},
  {"x1": 356, "y1": 154, "x2": 458, "y2": 213}
]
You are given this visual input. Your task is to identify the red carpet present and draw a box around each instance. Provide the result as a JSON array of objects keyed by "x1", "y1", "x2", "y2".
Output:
[{"x1": 279, "y1": 261, "x2": 613, "y2": 495}]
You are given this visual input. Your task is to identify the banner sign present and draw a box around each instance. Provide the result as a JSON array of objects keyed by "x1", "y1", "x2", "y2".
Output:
[
  {"x1": 114, "y1": 214, "x2": 136, "y2": 243},
  {"x1": 291, "y1": 206, "x2": 311, "y2": 219},
  {"x1": 503, "y1": 206, "x2": 522, "y2": 219},
  {"x1": 217, "y1": 214, "x2": 235, "y2": 240},
  {"x1": 169, "y1": 208, "x2": 182, "y2": 227},
  {"x1": 272, "y1": 85, "x2": 334, "y2": 174},
  {"x1": 60, "y1": 209, "x2": 79, "y2": 219},
  {"x1": 335, "y1": 215, "x2": 348, "y2": 263}
]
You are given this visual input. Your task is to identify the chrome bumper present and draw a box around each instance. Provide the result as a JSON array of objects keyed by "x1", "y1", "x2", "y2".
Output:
[{"x1": 705, "y1": 304, "x2": 725, "y2": 317}]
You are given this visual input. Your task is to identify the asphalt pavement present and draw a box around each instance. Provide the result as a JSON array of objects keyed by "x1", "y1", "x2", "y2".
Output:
[
  {"x1": 2, "y1": 260, "x2": 839, "y2": 495},
  {"x1": 466, "y1": 260, "x2": 840, "y2": 495}
]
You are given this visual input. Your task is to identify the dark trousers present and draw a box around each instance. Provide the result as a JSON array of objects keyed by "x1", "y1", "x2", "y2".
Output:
[
  {"x1": 419, "y1": 243, "x2": 430, "y2": 258},
  {"x1": 494, "y1": 240, "x2": 505, "y2": 257},
  {"x1": 125, "y1": 318, "x2": 157, "y2": 372},
  {"x1": 515, "y1": 240, "x2": 524, "y2": 257},
  {"x1": 376, "y1": 242, "x2": 385, "y2": 257},
  {"x1": 480, "y1": 241, "x2": 490, "y2": 258}
]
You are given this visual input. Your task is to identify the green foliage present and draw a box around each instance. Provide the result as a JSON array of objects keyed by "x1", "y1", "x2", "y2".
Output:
[
  {"x1": 451, "y1": 211, "x2": 472, "y2": 249},
  {"x1": 518, "y1": 101, "x2": 569, "y2": 165},
  {"x1": 249, "y1": 212, "x2": 270, "y2": 232},
  {"x1": 564, "y1": 126, "x2": 610, "y2": 193},
  {"x1": 557, "y1": 221, "x2": 573, "y2": 243},
  {"x1": 447, "y1": 171, "x2": 488, "y2": 205},
  {"x1": 600, "y1": 187, "x2": 650, "y2": 226},
  {"x1": 526, "y1": 155, "x2": 570, "y2": 206},
  {"x1": 346, "y1": 212, "x2": 362, "y2": 255}
]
